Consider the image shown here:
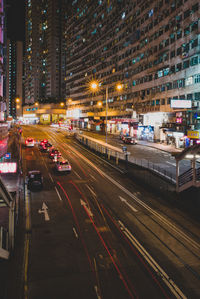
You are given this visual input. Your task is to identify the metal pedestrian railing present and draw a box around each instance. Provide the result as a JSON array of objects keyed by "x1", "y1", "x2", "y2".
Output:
[
  {"x1": 128, "y1": 156, "x2": 176, "y2": 184},
  {"x1": 76, "y1": 133, "x2": 176, "y2": 184},
  {"x1": 178, "y1": 168, "x2": 193, "y2": 187},
  {"x1": 0, "y1": 226, "x2": 9, "y2": 259},
  {"x1": 196, "y1": 167, "x2": 200, "y2": 181}
]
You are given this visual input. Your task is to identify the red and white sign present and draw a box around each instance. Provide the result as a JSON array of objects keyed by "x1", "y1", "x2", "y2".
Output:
[{"x1": 0, "y1": 162, "x2": 17, "y2": 173}]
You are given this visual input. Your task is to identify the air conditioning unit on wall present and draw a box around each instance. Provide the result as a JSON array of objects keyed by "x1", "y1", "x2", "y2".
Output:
[{"x1": 192, "y1": 102, "x2": 198, "y2": 107}]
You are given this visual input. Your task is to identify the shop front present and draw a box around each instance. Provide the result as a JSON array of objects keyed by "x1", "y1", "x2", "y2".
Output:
[
  {"x1": 108, "y1": 118, "x2": 138, "y2": 136},
  {"x1": 187, "y1": 130, "x2": 200, "y2": 146},
  {"x1": 167, "y1": 131, "x2": 184, "y2": 148},
  {"x1": 137, "y1": 125, "x2": 154, "y2": 141}
]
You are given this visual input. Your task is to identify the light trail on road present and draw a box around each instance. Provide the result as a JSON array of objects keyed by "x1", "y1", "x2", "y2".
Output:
[{"x1": 23, "y1": 125, "x2": 200, "y2": 298}]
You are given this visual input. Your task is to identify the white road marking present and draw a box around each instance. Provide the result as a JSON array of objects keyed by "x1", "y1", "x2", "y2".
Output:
[
  {"x1": 90, "y1": 174, "x2": 97, "y2": 181},
  {"x1": 38, "y1": 202, "x2": 50, "y2": 221},
  {"x1": 119, "y1": 196, "x2": 138, "y2": 212},
  {"x1": 48, "y1": 173, "x2": 54, "y2": 182},
  {"x1": 73, "y1": 227, "x2": 78, "y2": 239},
  {"x1": 74, "y1": 170, "x2": 82, "y2": 179},
  {"x1": 118, "y1": 220, "x2": 187, "y2": 299},
  {"x1": 94, "y1": 285, "x2": 101, "y2": 299},
  {"x1": 62, "y1": 144, "x2": 200, "y2": 250},
  {"x1": 87, "y1": 185, "x2": 97, "y2": 197},
  {"x1": 55, "y1": 186, "x2": 62, "y2": 201},
  {"x1": 80, "y1": 199, "x2": 93, "y2": 218}
]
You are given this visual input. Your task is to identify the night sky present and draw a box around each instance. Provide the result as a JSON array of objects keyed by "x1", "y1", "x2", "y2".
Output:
[{"x1": 6, "y1": 0, "x2": 25, "y2": 41}]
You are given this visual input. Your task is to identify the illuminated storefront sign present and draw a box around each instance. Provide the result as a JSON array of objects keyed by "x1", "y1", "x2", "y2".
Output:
[
  {"x1": 176, "y1": 117, "x2": 182, "y2": 123},
  {"x1": 0, "y1": 162, "x2": 17, "y2": 173},
  {"x1": 171, "y1": 100, "x2": 191, "y2": 108},
  {"x1": 187, "y1": 130, "x2": 200, "y2": 139}
]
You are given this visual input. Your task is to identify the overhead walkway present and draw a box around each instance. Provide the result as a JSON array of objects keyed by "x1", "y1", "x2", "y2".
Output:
[{"x1": 174, "y1": 144, "x2": 200, "y2": 192}]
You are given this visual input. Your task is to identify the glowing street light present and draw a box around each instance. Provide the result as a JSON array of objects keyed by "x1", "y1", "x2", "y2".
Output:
[
  {"x1": 60, "y1": 102, "x2": 64, "y2": 107},
  {"x1": 97, "y1": 101, "x2": 102, "y2": 107},
  {"x1": 15, "y1": 97, "x2": 20, "y2": 103},
  {"x1": 116, "y1": 83, "x2": 123, "y2": 91},
  {"x1": 67, "y1": 98, "x2": 72, "y2": 104}
]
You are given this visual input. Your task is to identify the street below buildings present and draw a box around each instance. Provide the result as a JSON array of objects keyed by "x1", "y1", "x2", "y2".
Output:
[
  {"x1": 73, "y1": 129, "x2": 197, "y2": 179},
  {"x1": 4, "y1": 124, "x2": 200, "y2": 299}
]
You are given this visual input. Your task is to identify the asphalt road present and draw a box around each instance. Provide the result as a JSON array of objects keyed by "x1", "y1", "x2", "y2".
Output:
[{"x1": 19, "y1": 125, "x2": 200, "y2": 299}]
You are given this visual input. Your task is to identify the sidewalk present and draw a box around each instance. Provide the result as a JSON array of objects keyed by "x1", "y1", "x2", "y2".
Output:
[
  {"x1": 137, "y1": 140, "x2": 183, "y2": 153},
  {"x1": 73, "y1": 128, "x2": 183, "y2": 154}
]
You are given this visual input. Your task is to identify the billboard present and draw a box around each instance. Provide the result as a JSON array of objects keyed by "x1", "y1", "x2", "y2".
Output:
[
  {"x1": 0, "y1": 162, "x2": 17, "y2": 173},
  {"x1": 171, "y1": 100, "x2": 191, "y2": 108}
]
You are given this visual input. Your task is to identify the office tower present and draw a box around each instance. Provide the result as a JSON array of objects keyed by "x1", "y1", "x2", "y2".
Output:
[
  {"x1": 65, "y1": 0, "x2": 200, "y2": 144},
  {"x1": 24, "y1": 0, "x2": 67, "y2": 104},
  {"x1": 6, "y1": 39, "x2": 23, "y2": 119}
]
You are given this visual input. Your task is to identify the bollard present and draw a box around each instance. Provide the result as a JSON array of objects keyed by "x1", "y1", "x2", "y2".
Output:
[{"x1": 116, "y1": 153, "x2": 118, "y2": 165}]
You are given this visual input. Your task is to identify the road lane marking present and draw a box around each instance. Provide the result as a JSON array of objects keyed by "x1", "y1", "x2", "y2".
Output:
[
  {"x1": 80, "y1": 199, "x2": 93, "y2": 218},
  {"x1": 48, "y1": 131, "x2": 200, "y2": 250},
  {"x1": 73, "y1": 227, "x2": 78, "y2": 239},
  {"x1": 55, "y1": 186, "x2": 62, "y2": 201},
  {"x1": 63, "y1": 145, "x2": 200, "y2": 249},
  {"x1": 87, "y1": 185, "x2": 97, "y2": 197},
  {"x1": 94, "y1": 285, "x2": 101, "y2": 299},
  {"x1": 119, "y1": 196, "x2": 138, "y2": 212},
  {"x1": 38, "y1": 202, "x2": 50, "y2": 221},
  {"x1": 74, "y1": 170, "x2": 82, "y2": 179},
  {"x1": 118, "y1": 220, "x2": 187, "y2": 299},
  {"x1": 90, "y1": 174, "x2": 97, "y2": 181},
  {"x1": 94, "y1": 258, "x2": 102, "y2": 299},
  {"x1": 48, "y1": 173, "x2": 54, "y2": 182}
]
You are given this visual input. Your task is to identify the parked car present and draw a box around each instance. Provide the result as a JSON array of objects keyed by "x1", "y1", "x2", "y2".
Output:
[
  {"x1": 123, "y1": 136, "x2": 137, "y2": 144},
  {"x1": 120, "y1": 133, "x2": 129, "y2": 141},
  {"x1": 25, "y1": 137, "x2": 35, "y2": 147},
  {"x1": 55, "y1": 159, "x2": 71, "y2": 173},
  {"x1": 27, "y1": 170, "x2": 43, "y2": 190},
  {"x1": 49, "y1": 148, "x2": 61, "y2": 159}
]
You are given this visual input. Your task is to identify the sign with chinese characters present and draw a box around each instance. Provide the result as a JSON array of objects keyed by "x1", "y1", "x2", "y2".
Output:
[
  {"x1": 171, "y1": 100, "x2": 191, "y2": 108},
  {"x1": 187, "y1": 130, "x2": 200, "y2": 139},
  {"x1": 4, "y1": 153, "x2": 11, "y2": 159},
  {"x1": 0, "y1": 162, "x2": 17, "y2": 173},
  {"x1": 176, "y1": 117, "x2": 182, "y2": 123}
]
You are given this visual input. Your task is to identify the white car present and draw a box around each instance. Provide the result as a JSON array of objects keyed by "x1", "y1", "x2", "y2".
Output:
[
  {"x1": 25, "y1": 137, "x2": 35, "y2": 147},
  {"x1": 55, "y1": 159, "x2": 71, "y2": 173}
]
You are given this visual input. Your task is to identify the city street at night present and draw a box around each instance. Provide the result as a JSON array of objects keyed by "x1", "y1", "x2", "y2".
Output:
[
  {"x1": 5, "y1": 125, "x2": 199, "y2": 299},
  {"x1": 1, "y1": 1, "x2": 200, "y2": 298}
]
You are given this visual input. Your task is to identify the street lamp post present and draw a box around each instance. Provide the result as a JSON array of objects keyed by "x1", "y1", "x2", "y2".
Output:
[{"x1": 89, "y1": 80, "x2": 123, "y2": 144}]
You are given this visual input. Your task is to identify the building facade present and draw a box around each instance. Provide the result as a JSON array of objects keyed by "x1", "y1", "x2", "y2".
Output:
[
  {"x1": 6, "y1": 39, "x2": 23, "y2": 119},
  {"x1": 0, "y1": 0, "x2": 6, "y2": 121},
  {"x1": 24, "y1": 0, "x2": 67, "y2": 104},
  {"x1": 65, "y1": 0, "x2": 200, "y2": 146}
]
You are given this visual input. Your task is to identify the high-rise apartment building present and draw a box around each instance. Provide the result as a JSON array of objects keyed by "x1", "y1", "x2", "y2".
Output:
[
  {"x1": 24, "y1": 0, "x2": 67, "y2": 104},
  {"x1": 6, "y1": 39, "x2": 23, "y2": 119},
  {"x1": 65, "y1": 0, "x2": 200, "y2": 144},
  {"x1": 0, "y1": 0, "x2": 6, "y2": 121}
]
